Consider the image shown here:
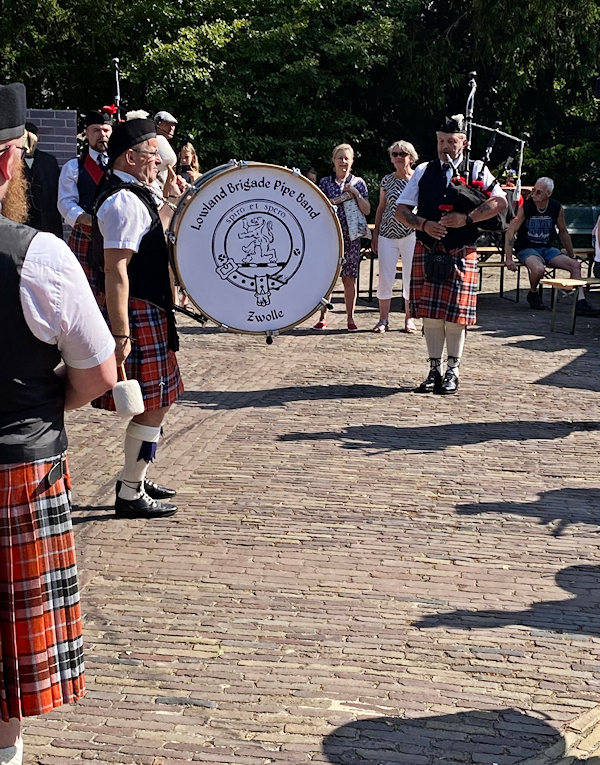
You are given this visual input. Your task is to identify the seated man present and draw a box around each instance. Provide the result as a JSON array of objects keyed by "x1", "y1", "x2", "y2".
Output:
[{"x1": 505, "y1": 176, "x2": 600, "y2": 315}]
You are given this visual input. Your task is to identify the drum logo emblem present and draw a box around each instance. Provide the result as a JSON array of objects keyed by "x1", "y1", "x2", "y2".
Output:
[{"x1": 212, "y1": 200, "x2": 305, "y2": 307}]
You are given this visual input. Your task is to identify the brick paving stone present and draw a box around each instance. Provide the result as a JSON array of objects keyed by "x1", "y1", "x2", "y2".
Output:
[{"x1": 21, "y1": 270, "x2": 600, "y2": 763}]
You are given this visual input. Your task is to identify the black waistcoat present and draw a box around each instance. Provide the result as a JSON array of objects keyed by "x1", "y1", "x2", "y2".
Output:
[
  {"x1": 416, "y1": 159, "x2": 480, "y2": 250},
  {"x1": 91, "y1": 173, "x2": 178, "y2": 351},
  {"x1": 515, "y1": 197, "x2": 561, "y2": 252},
  {"x1": 77, "y1": 149, "x2": 101, "y2": 214},
  {"x1": 0, "y1": 216, "x2": 67, "y2": 464}
]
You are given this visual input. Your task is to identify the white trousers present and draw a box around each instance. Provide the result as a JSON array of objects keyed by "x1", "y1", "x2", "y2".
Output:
[{"x1": 377, "y1": 232, "x2": 416, "y2": 301}]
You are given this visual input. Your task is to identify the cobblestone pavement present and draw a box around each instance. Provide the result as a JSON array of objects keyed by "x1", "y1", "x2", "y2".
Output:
[{"x1": 23, "y1": 270, "x2": 600, "y2": 764}]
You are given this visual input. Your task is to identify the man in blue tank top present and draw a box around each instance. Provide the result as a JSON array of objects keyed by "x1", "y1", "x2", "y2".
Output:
[{"x1": 505, "y1": 177, "x2": 600, "y2": 315}]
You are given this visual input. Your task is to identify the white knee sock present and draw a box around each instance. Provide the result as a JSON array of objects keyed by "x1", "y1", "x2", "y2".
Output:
[
  {"x1": 444, "y1": 321, "x2": 466, "y2": 377},
  {"x1": 119, "y1": 421, "x2": 161, "y2": 500},
  {"x1": 0, "y1": 739, "x2": 23, "y2": 765},
  {"x1": 422, "y1": 318, "x2": 446, "y2": 369}
]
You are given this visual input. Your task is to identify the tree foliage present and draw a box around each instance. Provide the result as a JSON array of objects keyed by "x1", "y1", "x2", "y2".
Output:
[{"x1": 2, "y1": 0, "x2": 599, "y2": 201}]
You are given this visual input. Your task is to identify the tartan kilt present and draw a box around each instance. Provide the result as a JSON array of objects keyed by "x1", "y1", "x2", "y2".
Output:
[
  {"x1": 0, "y1": 455, "x2": 85, "y2": 720},
  {"x1": 67, "y1": 223, "x2": 103, "y2": 297},
  {"x1": 92, "y1": 296, "x2": 183, "y2": 412},
  {"x1": 409, "y1": 241, "x2": 478, "y2": 325}
]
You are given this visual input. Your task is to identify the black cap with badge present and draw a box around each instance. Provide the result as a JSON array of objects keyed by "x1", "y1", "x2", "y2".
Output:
[
  {"x1": 0, "y1": 83, "x2": 26, "y2": 143},
  {"x1": 439, "y1": 114, "x2": 466, "y2": 134},
  {"x1": 106, "y1": 118, "x2": 157, "y2": 166}
]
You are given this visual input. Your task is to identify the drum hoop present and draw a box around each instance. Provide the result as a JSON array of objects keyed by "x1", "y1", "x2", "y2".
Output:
[{"x1": 169, "y1": 162, "x2": 344, "y2": 334}]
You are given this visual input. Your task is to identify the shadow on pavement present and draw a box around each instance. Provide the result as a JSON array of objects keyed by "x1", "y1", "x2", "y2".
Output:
[
  {"x1": 414, "y1": 564, "x2": 600, "y2": 637},
  {"x1": 458, "y1": 488, "x2": 600, "y2": 536},
  {"x1": 471, "y1": 311, "x2": 600, "y2": 392},
  {"x1": 322, "y1": 709, "x2": 562, "y2": 764},
  {"x1": 278, "y1": 420, "x2": 596, "y2": 452},
  {"x1": 179, "y1": 384, "x2": 398, "y2": 409},
  {"x1": 71, "y1": 506, "x2": 114, "y2": 524}
]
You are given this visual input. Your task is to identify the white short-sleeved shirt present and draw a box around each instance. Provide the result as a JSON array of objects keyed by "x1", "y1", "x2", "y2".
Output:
[
  {"x1": 397, "y1": 157, "x2": 506, "y2": 208},
  {"x1": 57, "y1": 147, "x2": 107, "y2": 228},
  {"x1": 96, "y1": 170, "x2": 156, "y2": 252},
  {"x1": 19, "y1": 232, "x2": 115, "y2": 369}
]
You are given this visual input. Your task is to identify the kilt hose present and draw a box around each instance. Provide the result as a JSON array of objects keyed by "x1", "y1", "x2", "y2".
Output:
[
  {"x1": 409, "y1": 241, "x2": 478, "y2": 325},
  {"x1": 0, "y1": 455, "x2": 85, "y2": 720},
  {"x1": 92, "y1": 296, "x2": 183, "y2": 412},
  {"x1": 67, "y1": 223, "x2": 103, "y2": 297}
]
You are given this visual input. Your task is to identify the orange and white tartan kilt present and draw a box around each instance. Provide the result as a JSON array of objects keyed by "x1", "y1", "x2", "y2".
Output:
[
  {"x1": 409, "y1": 241, "x2": 478, "y2": 325},
  {"x1": 0, "y1": 454, "x2": 85, "y2": 720}
]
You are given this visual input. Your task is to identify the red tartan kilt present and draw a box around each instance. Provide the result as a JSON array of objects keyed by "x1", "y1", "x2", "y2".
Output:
[
  {"x1": 67, "y1": 224, "x2": 102, "y2": 297},
  {"x1": 0, "y1": 455, "x2": 85, "y2": 720},
  {"x1": 409, "y1": 241, "x2": 478, "y2": 325},
  {"x1": 92, "y1": 297, "x2": 183, "y2": 412}
]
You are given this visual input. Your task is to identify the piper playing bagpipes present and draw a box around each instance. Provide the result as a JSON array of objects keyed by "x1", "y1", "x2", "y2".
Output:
[{"x1": 395, "y1": 113, "x2": 507, "y2": 395}]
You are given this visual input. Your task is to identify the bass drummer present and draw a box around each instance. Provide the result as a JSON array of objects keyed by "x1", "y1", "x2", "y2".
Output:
[{"x1": 90, "y1": 117, "x2": 184, "y2": 519}]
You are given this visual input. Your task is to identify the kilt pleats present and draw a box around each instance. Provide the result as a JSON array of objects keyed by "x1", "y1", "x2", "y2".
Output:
[
  {"x1": 67, "y1": 224, "x2": 102, "y2": 297},
  {"x1": 0, "y1": 456, "x2": 85, "y2": 720},
  {"x1": 92, "y1": 296, "x2": 183, "y2": 412},
  {"x1": 409, "y1": 241, "x2": 478, "y2": 325}
]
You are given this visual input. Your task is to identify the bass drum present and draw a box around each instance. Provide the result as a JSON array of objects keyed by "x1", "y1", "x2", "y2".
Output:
[{"x1": 170, "y1": 162, "x2": 343, "y2": 334}]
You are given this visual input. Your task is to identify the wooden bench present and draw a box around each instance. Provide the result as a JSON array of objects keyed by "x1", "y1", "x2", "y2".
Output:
[
  {"x1": 476, "y1": 259, "x2": 523, "y2": 302},
  {"x1": 540, "y1": 277, "x2": 600, "y2": 334}
]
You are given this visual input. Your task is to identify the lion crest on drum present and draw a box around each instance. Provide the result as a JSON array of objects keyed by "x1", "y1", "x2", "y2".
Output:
[
  {"x1": 213, "y1": 200, "x2": 305, "y2": 308},
  {"x1": 238, "y1": 217, "x2": 277, "y2": 264}
]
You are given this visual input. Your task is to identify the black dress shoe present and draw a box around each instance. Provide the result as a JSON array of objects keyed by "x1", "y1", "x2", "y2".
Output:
[
  {"x1": 527, "y1": 290, "x2": 545, "y2": 310},
  {"x1": 576, "y1": 299, "x2": 600, "y2": 317},
  {"x1": 115, "y1": 494, "x2": 178, "y2": 519},
  {"x1": 416, "y1": 369, "x2": 442, "y2": 393},
  {"x1": 438, "y1": 370, "x2": 459, "y2": 395},
  {"x1": 116, "y1": 479, "x2": 176, "y2": 500}
]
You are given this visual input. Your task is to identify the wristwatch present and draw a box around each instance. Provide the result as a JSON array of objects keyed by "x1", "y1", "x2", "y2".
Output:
[{"x1": 465, "y1": 213, "x2": 474, "y2": 226}]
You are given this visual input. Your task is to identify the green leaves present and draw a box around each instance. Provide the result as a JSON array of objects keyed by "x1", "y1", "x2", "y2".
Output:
[{"x1": 3, "y1": 0, "x2": 599, "y2": 200}]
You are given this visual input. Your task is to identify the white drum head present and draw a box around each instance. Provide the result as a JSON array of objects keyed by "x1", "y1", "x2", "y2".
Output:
[{"x1": 171, "y1": 163, "x2": 343, "y2": 333}]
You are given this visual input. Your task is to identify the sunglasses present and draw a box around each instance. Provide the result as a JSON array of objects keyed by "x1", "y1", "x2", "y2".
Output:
[{"x1": 391, "y1": 151, "x2": 409, "y2": 157}]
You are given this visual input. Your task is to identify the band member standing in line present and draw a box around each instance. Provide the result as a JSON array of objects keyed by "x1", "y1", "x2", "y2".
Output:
[
  {"x1": 91, "y1": 118, "x2": 183, "y2": 519},
  {"x1": 0, "y1": 82, "x2": 116, "y2": 765},
  {"x1": 396, "y1": 115, "x2": 507, "y2": 394},
  {"x1": 22, "y1": 121, "x2": 64, "y2": 238},
  {"x1": 57, "y1": 111, "x2": 112, "y2": 294}
]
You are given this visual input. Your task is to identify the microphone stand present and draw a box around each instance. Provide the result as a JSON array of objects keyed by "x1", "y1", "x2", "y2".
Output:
[{"x1": 113, "y1": 58, "x2": 121, "y2": 122}]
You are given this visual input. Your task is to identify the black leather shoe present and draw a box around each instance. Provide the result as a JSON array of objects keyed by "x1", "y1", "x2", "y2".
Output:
[
  {"x1": 116, "y1": 479, "x2": 176, "y2": 500},
  {"x1": 576, "y1": 299, "x2": 600, "y2": 317},
  {"x1": 438, "y1": 370, "x2": 459, "y2": 395},
  {"x1": 527, "y1": 290, "x2": 545, "y2": 310},
  {"x1": 416, "y1": 369, "x2": 442, "y2": 393},
  {"x1": 115, "y1": 494, "x2": 177, "y2": 519}
]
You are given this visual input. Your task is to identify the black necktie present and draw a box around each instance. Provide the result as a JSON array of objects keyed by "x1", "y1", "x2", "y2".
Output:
[
  {"x1": 97, "y1": 154, "x2": 108, "y2": 169},
  {"x1": 442, "y1": 162, "x2": 452, "y2": 186}
]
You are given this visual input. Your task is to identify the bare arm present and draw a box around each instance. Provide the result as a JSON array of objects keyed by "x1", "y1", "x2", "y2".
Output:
[
  {"x1": 504, "y1": 206, "x2": 525, "y2": 270},
  {"x1": 557, "y1": 208, "x2": 575, "y2": 258},
  {"x1": 104, "y1": 247, "x2": 133, "y2": 365},
  {"x1": 396, "y1": 204, "x2": 447, "y2": 240},
  {"x1": 441, "y1": 195, "x2": 508, "y2": 230},
  {"x1": 64, "y1": 355, "x2": 118, "y2": 410}
]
